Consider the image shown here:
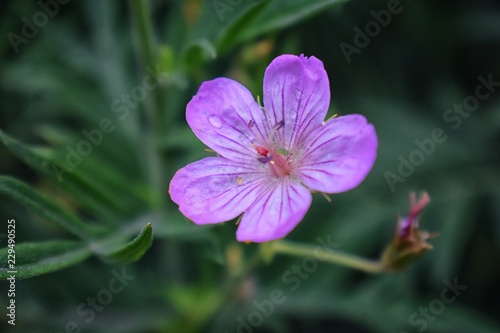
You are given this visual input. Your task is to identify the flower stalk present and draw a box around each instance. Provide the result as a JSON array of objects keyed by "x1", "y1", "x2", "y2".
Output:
[
  {"x1": 261, "y1": 192, "x2": 436, "y2": 274},
  {"x1": 268, "y1": 240, "x2": 385, "y2": 274}
]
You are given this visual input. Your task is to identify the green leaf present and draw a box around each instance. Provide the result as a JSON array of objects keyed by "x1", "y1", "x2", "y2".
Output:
[
  {"x1": 98, "y1": 223, "x2": 153, "y2": 264},
  {"x1": 0, "y1": 222, "x2": 154, "y2": 280},
  {"x1": 35, "y1": 125, "x2": 157, "y2": 210},
  {"x1": 0, "y1": 130, "x2": 129, "y2": 223},
  {"x1": 215, "y1": 0, "x2": 271, "y2": 53},
  {"x1": 0, "y1": 176, "x2": 107, "y2": 240},
  {"x1": 0, "y1": 241, "x2": 91, "y2": 280},
  {"x1": 189, "y1": 0, "x2": 347, "y2": 56},
  {"x1": 216, "y1": 0, "x2": 348, "y2": 53},
  {"x1": 241, "y1": 0, "x2": 348, "y2": 37}
]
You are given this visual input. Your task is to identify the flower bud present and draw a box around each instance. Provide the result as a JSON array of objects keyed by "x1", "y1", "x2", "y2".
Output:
[{"x1": 381, "y1": 192, "x2": 438, "y2": 271}]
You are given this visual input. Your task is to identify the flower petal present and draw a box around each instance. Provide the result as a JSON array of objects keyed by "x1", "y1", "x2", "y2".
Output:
[
  {"x1": 298, "y1": 114, "x2": 377, "y2": 193},
  {"x1": 236, "y1": 180, "x2": 312, "y2": 243},
  {"x1": 169, "y1": 157, "x2": 266, "y2": 224},
  {"x1": 187, "y1": 78, "x2": 269, "y2": 163},
  {"x1": 263, "y1": 54, "x2": 330, "y2": 150}
]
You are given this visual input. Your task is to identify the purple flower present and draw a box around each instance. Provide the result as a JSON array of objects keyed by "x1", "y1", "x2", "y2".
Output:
[{"x1": 169, "y1": 54, "x2": 378, "y2": 243}]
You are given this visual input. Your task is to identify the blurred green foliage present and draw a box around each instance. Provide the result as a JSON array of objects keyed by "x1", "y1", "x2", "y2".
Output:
[{"x1": 0, "y1": 0, "x2": 499, "y2": 332}]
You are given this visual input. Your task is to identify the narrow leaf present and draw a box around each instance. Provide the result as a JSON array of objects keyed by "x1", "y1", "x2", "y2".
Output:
[
  {"x1": 231, "y1": 0, "x2": 348, "y2": 43},
  {"x1": 216, "y1": 0, "x2": 347, "y2": 53},
  {"x1": 0, "y1": 241, "x2": 91, "y2": 280},
  {"x1": 99, "y1": 223, "x2": 153, "y2": 264},
  {"x1": 0, "y1": 176, "x2": 107, "y2": 239},
  {"x1": 0, "y1": 130, "x2": 128, "y2": 222}
]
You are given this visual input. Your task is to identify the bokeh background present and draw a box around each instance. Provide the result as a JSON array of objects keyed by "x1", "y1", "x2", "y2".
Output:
[{"x1": 1, "y1": 0, "x2": 499, "y2": 332}]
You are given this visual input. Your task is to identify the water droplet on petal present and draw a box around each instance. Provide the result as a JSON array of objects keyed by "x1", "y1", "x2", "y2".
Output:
[
  {"x1": 208, "y1": 114, "x2": 222, "y2": 129},
  {"x1": 273, "y1": 82, "x2": 281, "y2": 96}
]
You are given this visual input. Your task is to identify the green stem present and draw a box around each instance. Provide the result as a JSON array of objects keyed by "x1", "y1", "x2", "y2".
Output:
[
  {"x1": 271, "y1": 240, "x2": 385, "y2": 274},
  {"x1": 129, "y1": 0, "x2": 164, "y2": 203},
  {"x1": 129, "y1": 0, "x2": 155, "y2": 72},
  {"x1": 129, "y1": 0, "x2": 161, "y2": 128}
]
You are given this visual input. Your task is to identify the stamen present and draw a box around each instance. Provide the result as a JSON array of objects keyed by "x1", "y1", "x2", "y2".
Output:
[
  {"x1": 204, "y1": 148, "x2": 216, "y2": 154},
  {"x1": 321, "y1": 192, "x2": 332, "y2": 203},
  {"x1": 323, "y1": 114, "x2": 339, "y2": 125},
  {"x1": 274, "y1": 120, "x2": 284, "y2": 130},
  {"x1": 257, "y1": 95, "x2": 266, "y2": 113},
  {"x1": 257, "y1": 95, "x2": 262, "y2": 107},
  {"x1": 237, "y1": 176, "x2": 242, "y2": 185},
  {"x1": 266, "y1": 120, "x2": 284, "y2": 145}
]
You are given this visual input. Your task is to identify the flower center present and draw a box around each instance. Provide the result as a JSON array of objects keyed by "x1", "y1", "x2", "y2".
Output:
[{"x1": 255, "y1": 145, "x2": 292, "y2": 177}]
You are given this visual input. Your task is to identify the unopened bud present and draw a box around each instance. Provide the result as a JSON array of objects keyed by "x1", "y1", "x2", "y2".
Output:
[{"x1": 381, "y1": 192, "x2": 438, "y2": 271}]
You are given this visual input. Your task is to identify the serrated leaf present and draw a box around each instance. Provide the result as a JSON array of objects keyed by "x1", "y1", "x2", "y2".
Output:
[
  {"x1": 0, "y1": 241, "x2": 91, "y2": 280},
  {"x1": 0, "y1": 176, "x2": 107, "y2": 240},
  {"x1": 98, "y1": 223, "x2": 153, "y2": 264}
]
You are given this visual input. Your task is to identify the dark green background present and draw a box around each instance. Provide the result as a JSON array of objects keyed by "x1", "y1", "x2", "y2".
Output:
[{"x1": 1, "y1": 0, "x2": 499, "y2": 332}]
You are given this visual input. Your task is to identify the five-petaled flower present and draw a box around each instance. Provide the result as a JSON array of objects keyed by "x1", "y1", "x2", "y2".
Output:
[{"x1": 169, "y1": 54, "x2": 378, "y2": 242}]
